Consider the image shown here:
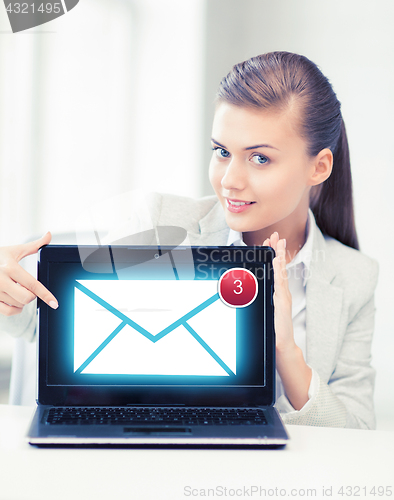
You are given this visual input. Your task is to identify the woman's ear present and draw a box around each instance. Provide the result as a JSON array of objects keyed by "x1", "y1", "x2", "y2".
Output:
[{"x1": 308, "y1": 148, "x2": 333, "y2": 186}]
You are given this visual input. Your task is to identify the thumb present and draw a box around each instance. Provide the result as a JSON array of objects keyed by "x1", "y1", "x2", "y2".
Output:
[{"x1": 15, "y1": 231, "x2": 52, "y2": 261}]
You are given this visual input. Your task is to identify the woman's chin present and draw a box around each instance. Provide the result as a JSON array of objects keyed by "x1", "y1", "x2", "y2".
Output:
[{"x1": 224, "y1": 216, "x2": 257, "y2": 234}]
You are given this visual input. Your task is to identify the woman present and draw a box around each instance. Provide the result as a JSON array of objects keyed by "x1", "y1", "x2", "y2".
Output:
[{"x1": 0, "y1": 52, "x2": 378, "y2": 429}]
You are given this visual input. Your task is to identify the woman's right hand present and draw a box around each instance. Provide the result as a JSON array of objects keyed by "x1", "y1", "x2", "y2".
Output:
[{"x1": 0, "y1": 232, "x2": 58, "y2": 317}]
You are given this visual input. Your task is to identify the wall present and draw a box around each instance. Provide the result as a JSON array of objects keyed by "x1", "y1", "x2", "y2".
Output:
[{"x1": 0, "y1": 0, "x2": 205, "y2": 247}]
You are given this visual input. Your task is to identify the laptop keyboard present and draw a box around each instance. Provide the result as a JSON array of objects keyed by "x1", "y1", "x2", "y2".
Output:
[{"x1": 45, "y1": 407, "x2": 268, "y2": 426}]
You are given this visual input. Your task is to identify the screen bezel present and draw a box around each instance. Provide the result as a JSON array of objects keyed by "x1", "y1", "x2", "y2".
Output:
[{"x1": 37, "y1": 245, "x2": 275, "y2": 407}]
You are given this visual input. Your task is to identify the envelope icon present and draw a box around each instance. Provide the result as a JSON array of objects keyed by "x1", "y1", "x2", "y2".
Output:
[{"x1": 74, "y1": 279, "x2": 236, "y2": 376}]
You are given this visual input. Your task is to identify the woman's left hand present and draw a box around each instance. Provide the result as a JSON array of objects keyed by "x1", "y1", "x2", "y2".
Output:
[{"x1": 263, "y1": 232, "x2": 296, "y2": 354}]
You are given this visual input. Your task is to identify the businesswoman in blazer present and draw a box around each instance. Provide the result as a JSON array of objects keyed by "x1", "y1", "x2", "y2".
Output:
[{"x1": 0, "y1": 52, "x2": 378, "y2": 429}]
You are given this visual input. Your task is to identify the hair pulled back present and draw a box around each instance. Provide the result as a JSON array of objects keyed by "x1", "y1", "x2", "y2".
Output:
[{"x1": 216, "y1": 51, "x2": 359, "y2": 250}]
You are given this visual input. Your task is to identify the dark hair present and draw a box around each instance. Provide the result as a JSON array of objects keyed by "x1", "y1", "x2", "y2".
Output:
[{"x1": 216, "y1": 51, "x2": 359, "y2": 250}]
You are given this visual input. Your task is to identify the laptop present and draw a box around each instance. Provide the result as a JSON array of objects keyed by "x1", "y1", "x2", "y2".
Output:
[{"x1": 27, "y1": 243, "x2": 289, "y2": 447}]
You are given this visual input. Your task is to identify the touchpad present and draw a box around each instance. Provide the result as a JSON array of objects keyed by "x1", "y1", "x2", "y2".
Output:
[{"x1": 123, "y1": 426, "x2": 192, "y2": 435}]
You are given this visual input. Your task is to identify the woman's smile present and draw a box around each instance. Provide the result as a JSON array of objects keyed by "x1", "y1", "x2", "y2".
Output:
[{"x1": 226, "y1": 198, "x2": 256, "y2": 213}]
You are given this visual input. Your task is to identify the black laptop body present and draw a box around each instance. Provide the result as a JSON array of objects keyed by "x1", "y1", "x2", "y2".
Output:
[{"x1": 27, "y1": 245, "x2": 288, "y2": 448}]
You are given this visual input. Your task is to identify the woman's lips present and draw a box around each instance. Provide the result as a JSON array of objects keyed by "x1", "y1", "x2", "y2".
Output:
[{"x1": 225, "y1": 198, "x2": 255, "y2": 213}]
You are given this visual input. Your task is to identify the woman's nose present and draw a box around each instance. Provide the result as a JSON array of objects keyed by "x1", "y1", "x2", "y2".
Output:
[{"x1": 221, "y1": 159, "x2": 246, "y2": 191}]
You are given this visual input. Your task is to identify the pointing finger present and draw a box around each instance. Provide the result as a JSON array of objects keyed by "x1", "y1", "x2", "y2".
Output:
[
  {"x1": 15, "y1": 232, "x2": 52, "y2": 262},
  {"x1": 11, "y1": 265, "x2": 58, "y2": 309}
]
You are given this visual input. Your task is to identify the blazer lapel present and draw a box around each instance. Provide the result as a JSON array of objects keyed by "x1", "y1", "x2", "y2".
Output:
[
  {"x1": 193, "y1": 200, "x2": 229, "y2": 245},
  {"x1": 305, "y1": 220, "x2": 343, "y2": 382}
]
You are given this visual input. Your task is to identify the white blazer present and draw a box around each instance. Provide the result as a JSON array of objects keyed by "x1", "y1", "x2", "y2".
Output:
[{"x1": 1, "y1": 192, "x2": 379, "y2": 429}]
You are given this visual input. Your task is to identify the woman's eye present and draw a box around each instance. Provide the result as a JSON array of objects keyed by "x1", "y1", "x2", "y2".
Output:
[
  {"x1": 213, "y1": 147, "x2": 230, "y2": 159},
  {"x1": 252, "y1": 154, "x2": 268, "y2": 165}
]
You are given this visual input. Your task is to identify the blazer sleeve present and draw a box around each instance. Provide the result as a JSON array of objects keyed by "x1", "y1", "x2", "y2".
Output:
[
  {"x1": 0, "y1": 300, "x2": 37, "y2": 342},
  {"x1": 282, "y1": 258, "x2": 379, "y2": 429}
]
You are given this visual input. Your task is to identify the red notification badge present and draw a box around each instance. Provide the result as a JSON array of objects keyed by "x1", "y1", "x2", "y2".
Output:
[{"x1": 218, "y1": 268, "x2": 258, "y2": 308}]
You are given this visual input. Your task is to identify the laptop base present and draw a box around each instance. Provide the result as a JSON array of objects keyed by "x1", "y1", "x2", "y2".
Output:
[{"x1": 27, "y1": 405, "x2": 288, "y2": 448}]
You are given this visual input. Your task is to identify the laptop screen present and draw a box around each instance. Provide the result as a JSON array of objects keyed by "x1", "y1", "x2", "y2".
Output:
[{"x1": 38, "y1": 246, "x2": 275, "y2": 406}]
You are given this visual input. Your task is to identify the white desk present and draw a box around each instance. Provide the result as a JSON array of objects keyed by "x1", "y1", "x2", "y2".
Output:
[{"x1": 0, "y1": 405, "x2": 393, "y2": 500}]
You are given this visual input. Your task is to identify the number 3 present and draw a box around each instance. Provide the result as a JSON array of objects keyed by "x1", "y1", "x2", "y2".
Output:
[{"x1": 233, "y1": 279, "x2": 243, "y2": 295}]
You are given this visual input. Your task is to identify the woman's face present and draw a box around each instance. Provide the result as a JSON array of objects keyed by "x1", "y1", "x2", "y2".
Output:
[{"x1": 209, "y1": 103, "x2": 316, "y2": 242}]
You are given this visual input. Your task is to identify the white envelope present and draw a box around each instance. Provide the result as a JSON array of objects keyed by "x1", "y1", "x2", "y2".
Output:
[{"x1": 74, "y1": 280, "x2": 236, "y2": 376}]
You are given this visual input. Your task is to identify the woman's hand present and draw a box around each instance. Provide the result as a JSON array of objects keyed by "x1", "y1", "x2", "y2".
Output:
[
  {"x1": 263, "y1": 231, "x2": 312, "y2": 410},
  {"x1": 0, "y1": 232, "x2": 58, "y2": 317},
  {"x1": 263, "y1": 232, "x2": 296, "y2": 354}
]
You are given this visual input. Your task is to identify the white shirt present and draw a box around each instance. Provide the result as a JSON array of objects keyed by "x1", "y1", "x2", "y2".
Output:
[{"x1": 226, "y1": 208, "x2": 319, "y2": 415}]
